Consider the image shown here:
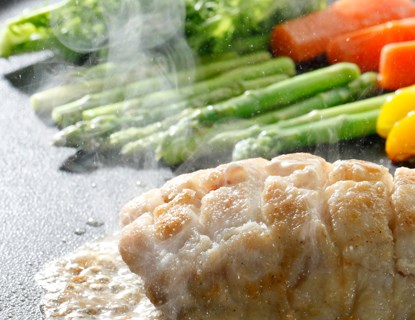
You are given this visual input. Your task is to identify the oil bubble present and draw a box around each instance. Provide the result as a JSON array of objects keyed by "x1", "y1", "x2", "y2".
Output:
[
  {"x1": 74, "y1": 228, "x2": 86, "y2": 236},
  {"x1": 86, "y1": 218, "x2": 104, "y2": 228}
]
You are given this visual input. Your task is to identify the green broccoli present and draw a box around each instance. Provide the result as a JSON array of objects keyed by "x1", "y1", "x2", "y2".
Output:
[{"x1": 0, "y1": 0, "x2": 326, "y2": 60}]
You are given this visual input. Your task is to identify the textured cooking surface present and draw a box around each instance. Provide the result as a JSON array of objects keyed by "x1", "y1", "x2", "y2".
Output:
[
  {"x1": 0, "y1": 2, "x2": 172, "y2": 319},
  {"x1": 0, "y1": 1, "x2": 393, "y2": 319}
]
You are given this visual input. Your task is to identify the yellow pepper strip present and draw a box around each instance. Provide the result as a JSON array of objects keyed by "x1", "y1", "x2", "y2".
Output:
[
  {"x1": 386, "y1": 112, "x2": 415, "y2": 162},
  {"x1": 376, "y1": 85, "x2": 415, "y2": 138}
]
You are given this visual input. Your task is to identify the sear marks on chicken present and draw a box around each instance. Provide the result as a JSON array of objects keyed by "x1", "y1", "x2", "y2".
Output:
[{"x1": 119, "y1": 153, "x2": 415, "y2": 320}]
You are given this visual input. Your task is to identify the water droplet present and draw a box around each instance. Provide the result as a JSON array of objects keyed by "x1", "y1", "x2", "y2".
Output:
[
  {"x1": 136, "y1": 180, "x2": 142, "y2": 186},
  {"x1": 86, "y1": 218, "x2": 104, "y2": 228},
  {"x1": 74, "y1": 228, "x2": 86, "y2": 236},
  {"x1": 91, "y1": 182, "x2": 97, "y2": 188}
]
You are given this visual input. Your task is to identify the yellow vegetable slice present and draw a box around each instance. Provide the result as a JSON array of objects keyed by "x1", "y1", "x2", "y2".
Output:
[
  {"x1": 376, "y1": 85, "x2": 415, "y2": 138},
  {"x1": 386, "y1": 112, "x2": 415, "y2": 162}
]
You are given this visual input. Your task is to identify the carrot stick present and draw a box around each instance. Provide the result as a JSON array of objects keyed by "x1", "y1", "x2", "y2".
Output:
[
  {"x1": 379, "y1": 40, "x2": 415, "y2": 91},
  {"x1": 270, "y1": 0, "x2": 415, "y2": 62},
  {"x1": 327, "y1": 17, "x2": 415, "y2": 72}
]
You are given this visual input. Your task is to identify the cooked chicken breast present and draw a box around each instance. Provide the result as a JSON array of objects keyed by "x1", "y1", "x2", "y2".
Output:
[{"x1": 119, "y1": 153, "x2": 414, "y2": 319}]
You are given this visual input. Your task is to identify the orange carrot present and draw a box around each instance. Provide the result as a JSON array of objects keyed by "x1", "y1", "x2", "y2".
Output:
[
  {"x1": 379, "y1": 40, "x2": 415, "y2": 90},
  {"x1": 326, "y1": 17, "x2": 415, "y2": 72},
  {"x1": 270, "y1": 0, "x2": 415, "y2": 63}
]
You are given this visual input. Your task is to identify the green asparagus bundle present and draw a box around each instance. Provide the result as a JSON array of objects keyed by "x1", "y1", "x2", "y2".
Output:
[
  {"x1": 66, "y1": 50, "x2": 232, "y2": 82},
  {"x1": 120, "y1": 71, "x2": 378, "y2": 161},
  {"x1": 51, "y1": 52, "x2": 284, "y2": 127},
  {"x1": 65, "y1": 54, "x2": 160, "y2": 82},
  {"x1": 232, "y1": 94, "x2": 392, "y2": 160},
  {"x1": 208, "y1": 72, "x2": 379, "y2": 151},
  {"x1": 26, "y1": 47, "x2": 390, "y2": 169},
  {"x1": 106, "y1": 74, "x2": 289, "y2": 150},
  {"x1": 157, "y1": 62, "x2": 361, "y2": 165},
  {"x1": 112, "y1": 117, "x2": 187, "y2": 155},
  {"x1": 32, "y1": 51, "x2": 271, "y2": 114},
  {"x1": 120, "y1": 132, "x2": 168, "y2": 159},
  {"x1": 53, "y1": 73, "x2": 290, "y2": 149},
  {"x1": 79, "y1": 56, "x2": 296, "y2": 121}
]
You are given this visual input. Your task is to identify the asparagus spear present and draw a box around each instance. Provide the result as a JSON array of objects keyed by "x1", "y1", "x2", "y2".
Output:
[
  {"x1": 195, "y1": 62, "x2": 361, "y2": 125},
  {"x1": 232, "y1": 94, "x2": 392, "y2": 160},
  {"x1": 67, "y1": 62, "x2": 129, "y2": 82},
  {"x1": 54, "y1": 74, "x2": 289, "y2": 149},
  {"x1": 157, "y1": 63, "x2": 361, "y2": 165},
  {"x1": 107, "y1": 74, "x2": 289, "y2": 150},
  {"x1": 197, "y1": 51, "x2": 239, "y2": 65},
  {"x1": 208, "y1": 72, "x2": 379, "y2": 150},
  {"x1": 66, "y1": 53, "x2": 168, "y2": 81},
  {"x1": 67, "y1": 51, "x2": 239, "y2": 82},
  {"x1": 52, "y1": 84, "x2": 149, "y2": 127},
  {"x1": 162, "y1": 90, "x2": 386, "y2": 166},
  {"x1": 80, "y1": 56, "x2": 296, "y2": 121},
  {"x1": 120, "y1": 132, "x2": 166, "y2": 158},
  {"x1": 52, "y1": 58, "x2": 295, "y2": 127},
  {"x1": 52, "y1": 115, "x2": 146, "y2": 149},
  {"x1": 32, "y1": 51, "x2": 271, "y2": 113},
  {"x1": 111, "y1": 120, "x2": 182, "y2": 154}
]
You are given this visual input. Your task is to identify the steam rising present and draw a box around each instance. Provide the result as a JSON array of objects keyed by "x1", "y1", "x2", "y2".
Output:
[{"x1": 50, "y1": 0, "x2": 196, "y2": 97}]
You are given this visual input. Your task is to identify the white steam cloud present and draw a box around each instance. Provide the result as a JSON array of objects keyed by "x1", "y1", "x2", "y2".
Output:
[{"x1": 50, "y1": 0, "x2": 196, "y2": 90}]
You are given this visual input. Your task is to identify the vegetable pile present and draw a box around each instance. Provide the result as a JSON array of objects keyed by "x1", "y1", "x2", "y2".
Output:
[
  {"x1": 270, "y1": 0, "x2": 415, "y2": 164},
  {"x1": 3, "y1": 0, "x2": 415, "y2": 168},
  {"x1": 0, "y1": 0, "x2": 326, "y2": 59},
  {"x1": 31, "y1": 55, "x2": 381, "y2": 167}
]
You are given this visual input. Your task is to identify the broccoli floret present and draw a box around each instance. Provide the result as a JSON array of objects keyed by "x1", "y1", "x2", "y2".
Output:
[{"x1": 0, "y1": 0, "x2": 326, "y2": 60}]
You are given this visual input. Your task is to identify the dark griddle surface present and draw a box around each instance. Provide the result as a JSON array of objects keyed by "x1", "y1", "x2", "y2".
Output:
[{"x1": 0, "y1": 1, "x2": 172, "y2": 319}]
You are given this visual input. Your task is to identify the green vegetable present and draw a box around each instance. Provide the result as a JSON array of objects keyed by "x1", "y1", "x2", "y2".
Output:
[
  {"x1": 185, "y1": 0, "x2": 327, "y2": 55},
  {"x1": 106, "y1": 74, "x2": 288, "y2": 151},
  {"x1": 208, "y1": 72, "x2": 379, "y2": 151},
  {"x1": 32, "y1": 69, "x2": 146, "y2": 114},
  {"x1": 120, "y1": 132, "x2": 166, "y2": 159},
  {"x1": 0, "y1": 2, "x2": 68, "y2": 58},
  {"x1": 53, "y1": 73, "x2": 289, "y2": 149},
  {"x1": 52, "y1": 114, "x2": 144, "y2": 149},
  {"x1": 111, "y1": 116, "x2": 187, "y2": 154},
  {"x1": 35, "y1": 50, "x2": 271, "y2": 116},
  {"x1": 0, "y1": 0, "x2": 121, "y2": 59},
  {"x1": 66, "y1": 55, "x2": 161, "y2": 81},
  {"x1": 232, "y1": 94, "x2": 392, "y2": 160},
  {"x1": 195, "y1": 62, "x2": 361, "y2": 124},
  {"x1": 157, "y1": 63, "x2": 361, "y2": 165},
  {"x1": 80, "y1": 56, "x2": 295, "y2": 120},
  {"x1": 1, "y1": 0, "x2": 326, "y2": 59}
]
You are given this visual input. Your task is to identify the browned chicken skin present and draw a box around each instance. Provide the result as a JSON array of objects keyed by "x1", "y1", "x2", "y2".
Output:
[{"x1": 119, "y1": 153, "x2": 415, "y2": 319}]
